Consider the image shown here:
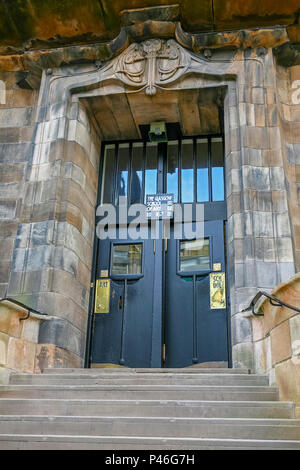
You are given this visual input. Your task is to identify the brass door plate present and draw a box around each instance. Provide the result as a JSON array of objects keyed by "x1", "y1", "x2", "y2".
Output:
[{"x1": 94, "y1": 279, "x2": 110, "y2": 314}]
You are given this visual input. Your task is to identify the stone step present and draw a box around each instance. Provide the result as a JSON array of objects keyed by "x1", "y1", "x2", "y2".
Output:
[
  {"x1": 9, "y1": 373, "x2": 269, "y2": 387},
  {"x1": 0, "y1": 399, "x2": 293, "y2": 419},
  {"x1": 0, "y1": 384, "x2": 279, "y2": 401},
  {"x1": 1, "y1": 434, "x2": 300, "y2": 450},
  {"x1": 42, "y1": 368, "x2": 250, "y2": 375},
  {"x1": 1, "y1": 416, "x2": 300, "y2": 441}
]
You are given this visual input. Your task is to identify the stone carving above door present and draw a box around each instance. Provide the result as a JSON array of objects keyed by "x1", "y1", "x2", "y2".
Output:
[{"x1": 107, "y1": 39, "x2": 191, "y2": 95}]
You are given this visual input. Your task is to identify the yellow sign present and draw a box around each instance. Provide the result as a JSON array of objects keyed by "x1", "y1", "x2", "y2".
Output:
[
  {"x1": 100, "y1": 269, "x2": 109, "y2": 278},
  {"x1": 210, "y1": 272, "x2": 226, "y2": 309},
  {"x1": 94, "y1": 279, "x2": 110, "y2": 314}
]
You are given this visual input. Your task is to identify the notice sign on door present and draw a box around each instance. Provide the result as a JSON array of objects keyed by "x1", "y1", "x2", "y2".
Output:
[
  {"x1": 146, "y1": 194, "x2": 174, "y2": 219},
  {"x1": 94, "y1": 279, "x2": 110, "y2": 314},
  {"x1": 210, "y1": 272, "x2": 226, "y2": 309}
]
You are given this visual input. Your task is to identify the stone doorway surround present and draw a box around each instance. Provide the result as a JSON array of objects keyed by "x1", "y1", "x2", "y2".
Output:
[{"x1": 6, "y1": 37, "x2": 295, "y2": 371}]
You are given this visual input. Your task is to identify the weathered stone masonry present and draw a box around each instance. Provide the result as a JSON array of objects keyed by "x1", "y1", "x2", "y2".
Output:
[{"x1": 0, "y1": 6, "x2": 299, "y2": 394}]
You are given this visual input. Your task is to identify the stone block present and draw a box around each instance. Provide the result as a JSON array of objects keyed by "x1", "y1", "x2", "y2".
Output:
[
  {"x1": 0, "y1": 366, "x2": 10, "y2": 384},
  {"x1": 278, "y1": 263, "x2": 296, "y2": 284},
  {"x1": 243, "y1": 148, "x2": 262, "y2": 166},
  {"x1": 0, "y1": 261, "x2": 10, "y2": 284},
  {"x1": 6, "y1": 337, "x2": 24, "y2": 371},
  {"x1": 270, "y1": 320, "x2": 292, "y2": 366},
  {"x1": 252, "y1": 211, "x2": 274, "y2": 237},
  {"x1": 23, "y1": 341, "x2": 36, "y2": 373},
  {"x1": 0, "y1": 162, "x2": 26, "y2": 183},
  {"x1": 51, "y1": 268, "x2": 89, "y2": 312},
  {"x1": 256, "y1": 260, "x2": 278, "y2": 288},
  {"x1": 275, "y1": 358, "x2": 300, "y2": 404},
  {"x1": 269, "y1": 167, "x2": 286, "y2": 190},
  {"x1": 290, "y1": 315, "x2": 300, "y2": 357},
  {"x1": 254, "y1": 338, "x2": 267, "y2": 374},
  {"x1": 0, "y1": 200, "x2": 16, "y2": 220},
  {"x1": 53, "y1": 246, "x2": 79, "y2": 277},
  {"x1": 269, "y1": 127, "x2": 281, "y2": 150},
  {"x1": 252, "y1": 316, "x2": 265, "y2": 342},
  {"x1": 34, "y1": 343, "x2": 83, "y2": 373},
  {"x1": 246, "y1": 127, "x2": 269, "y2": 149},
  {"x1": 38, "y1": 318, "x2": 86, "y2": 358},
  {"x1": 254, "y1": 104, "x2": 266, "y2": 126},
  {"x1": 232, "y1": 341, "x2": 254, "y2": 371},
  {"x1": 0, "y1": 142, "x2": 33, "y2": 163},
  {"x1": 254, "y1": 237, "x2": 276, "y2": 262},
  {"x1": 0, "y1": 107, "x2": 33, "y2": 128},
  {"x1": 273, "y1": 212, "x2": 291, "y2": 238},
  {"x1": 271, "y1": 190, "x2": 288, "y2": 212},
  {"x1": 232, "y1": 314, "x2": 252, "y2": 345},
  {"x1": 7, "y1": 310, "x2": 22, "y2": 338},
  {"x1": 36, "y1": 291, "x2": 89, "y2": 333},
  {"x1": 242, "y1": 166, "x2": 270, "y2": 191},
  {"x1": 267, "y1": 104, "x2": 278, "y2": 126},
  {"x1": 251, "y1": 87, "x2": 264, "y2": 104},
  {"x1": 0, "y1": 237, "x2": 14, "y2": 262},
  {"x1": 0, "y1": 332, "x2": 8, "y2": 366},
  {"x1": 276, "y1": 237, "x2": 294, "y2": 263},
  {"x1": 77, "y1": 259, "x2": 92, "y2": 291},
  {"x1": 21, "y1": 317, "x2": 40, "y2": 343}
]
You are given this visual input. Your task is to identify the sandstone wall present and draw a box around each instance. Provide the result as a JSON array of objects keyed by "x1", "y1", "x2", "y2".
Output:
[
  {"x1": 276, "y1": 64, "x2": 300, "y2": 271},
  {"x1": 0, "y1": 72, "x2": 38, "y2": 299},
  {"x1": 252, "y1": 273, "x2": 300, "y2": 418},
  {"x1": 0, "y1": 302, "x2": 41, "y2": 378}
]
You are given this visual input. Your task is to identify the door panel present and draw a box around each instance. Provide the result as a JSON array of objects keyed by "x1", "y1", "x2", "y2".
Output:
[
  {"x1": 91, "y1": 229, "x2": 161, "y2": 368},
  {"x1": 164, "y1": 220, "x2": 228, "y2": 368}
]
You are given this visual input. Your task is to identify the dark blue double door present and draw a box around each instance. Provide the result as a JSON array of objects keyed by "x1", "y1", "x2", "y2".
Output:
[{"x1": 90, "y1": 138, "x2": 230, "y2": 368}]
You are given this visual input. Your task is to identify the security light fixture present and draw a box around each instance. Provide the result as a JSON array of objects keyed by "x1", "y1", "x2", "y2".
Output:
[{"x1": 148, "y1": 121, "x2": 168, "y2": 142}]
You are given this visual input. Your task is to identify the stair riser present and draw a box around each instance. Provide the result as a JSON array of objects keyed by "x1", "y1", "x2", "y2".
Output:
[
  {"x1": 0, "y1": 390, "x2": 279, "y2": 401},
  {"x1": 1, "y1": 420, "x2": 300, "y2": 440},
  {"x1": 42, "y1": 368, "x2": 250, "y2": 375},
  {"x1": 0, "y1": 437, "x2": 299, "y2": 450},
  {"x1": 0, "y1": 401, "x2": 293, "y2": 419},
  {"x1": 9, "y1": 377, "x2": 269, "y2": 386}
]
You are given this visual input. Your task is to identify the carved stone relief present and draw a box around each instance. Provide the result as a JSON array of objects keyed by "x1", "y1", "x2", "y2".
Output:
[{"x1": 111, "y1": 39, "x2": 190, "y2": 95}]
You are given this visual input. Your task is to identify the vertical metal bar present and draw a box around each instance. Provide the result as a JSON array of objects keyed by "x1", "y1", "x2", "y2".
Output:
[
  {"x1": 178, "y1": 138, "x2": 182, "y2": 203},
  {"x1": 142, "y1": 141, "x2": 146, "y2": 204},
  {"x1": 192, "y1": 274, "x2": 198, "y2": 363},
  {"x1": 84, "y1": 142, "x2": 106, "y2": 368},
  {"x1": 193, "y1": 137, "x2": 197, "y2": 205},
  {"x1": 208, "y1": 136, "x2": 212, "y2": 202},
  {"x1": 128, "y1": 141, "x2": 133, "y2": 206},
  {"x1": 114, "y1": 142, "x2": 119, "y2": 205},
  {"x1": 119, "y1": 278, "x2": 127, "y2": 365}
]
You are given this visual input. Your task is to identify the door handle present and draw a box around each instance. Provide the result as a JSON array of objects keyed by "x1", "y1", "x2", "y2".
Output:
[{"x1": 119, "y1": 295, "x2": 123, "y2": 310}]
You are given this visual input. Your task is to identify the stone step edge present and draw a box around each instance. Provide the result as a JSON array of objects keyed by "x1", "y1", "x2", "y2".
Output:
[
  {"x1": 1, "y1": 415, "x2": 299, "y2": 425},
  {"x1": 0, "y1": 385, "x2": 278, "y2": 391},
  {"x1": 42, "y1": 368, "x2": 251, "y2": 374},
  {"x1": 11, "y1": 373, "x2": 265, "y2": 379},
  {"x1": 0, "y1": 398, "x2": 290, "y2": 404},
  {"x1": 0, "y1": 434, "x2": 300, "y2": 447}
]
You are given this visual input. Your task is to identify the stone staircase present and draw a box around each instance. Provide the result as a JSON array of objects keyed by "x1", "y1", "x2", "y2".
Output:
[{"x1": 0, "y1": 367, "x2": 300, "y2": 449}]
